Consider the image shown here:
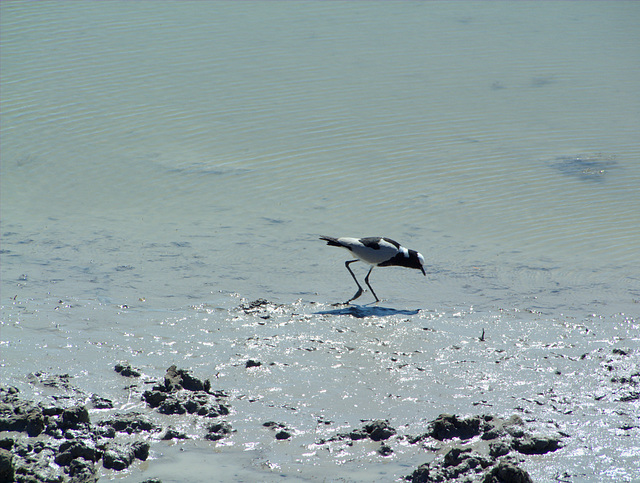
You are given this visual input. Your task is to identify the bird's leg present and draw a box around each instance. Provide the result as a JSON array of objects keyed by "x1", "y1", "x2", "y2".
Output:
[
  {"x1": 364, "y1": 266, "x2": 380, "y2": 302},
  {"x1": 344, "y1": 260, "x2": 364, "y2": 304}
]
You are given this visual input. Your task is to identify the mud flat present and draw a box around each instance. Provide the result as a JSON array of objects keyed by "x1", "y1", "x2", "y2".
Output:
[
  {"x1": 1, "y1": 368, "x2": 563, "y2": 483},
  {"x1": 2, "y1": 300, "x2": 638, "y2": 482}
]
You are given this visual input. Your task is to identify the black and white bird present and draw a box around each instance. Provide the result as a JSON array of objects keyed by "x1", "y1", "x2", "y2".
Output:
[{"x1": 319, "y1": 236, "x2": 426, "y2": 304}]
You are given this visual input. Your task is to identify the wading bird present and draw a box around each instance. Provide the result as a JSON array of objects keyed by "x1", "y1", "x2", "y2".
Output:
[{"x1": 319, "y1": 236, "x2": 426, "y2": 304}]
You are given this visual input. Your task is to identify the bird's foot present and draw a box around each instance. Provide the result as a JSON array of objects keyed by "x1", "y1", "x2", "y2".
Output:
[{"x1": 344, "y1": 288, "x2": 364, "y2": 305}]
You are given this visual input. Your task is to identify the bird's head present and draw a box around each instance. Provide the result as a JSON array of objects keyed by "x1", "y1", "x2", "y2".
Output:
[
  {"x1": 409, "y1": 250, "x2": 426, "y2": 276},
  {"x1": 417, "y1": 252, "x2": 426, "y2": 276}
]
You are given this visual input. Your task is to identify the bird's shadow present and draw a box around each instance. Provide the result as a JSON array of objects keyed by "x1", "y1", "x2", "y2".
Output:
[{"x1": 315, "y1": 304, "x2": 420, "y2": 319}]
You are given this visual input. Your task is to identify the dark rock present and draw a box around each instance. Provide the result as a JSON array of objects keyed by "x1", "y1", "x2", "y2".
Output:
[
  {"x1": 54, "y1": 440, "x2": 101, "y2": 466},
  {"x1": 42, "y1": 406, "x2": 63, "y2": 417},
  {"x1": 239, "y1": 299, "x2": 280, "y2": 315},
  {"x1": 68, "y1": 457, "x2": 98, "y2": 483},
  {"x1": 25, "y1": 408, "x2": 46, "y2": 437},
  {"x1": 378, "y1": 443, "x2": 393, "y2": 456},
  {"x1": 101, "y1": 441, "x2": 148, "y2": 470},
  {"x1": 164, "y1": 365, "x2": 210, "y2": 393},
  {"x1": 481, "y1": 415, "x2": 505, "y2": 440},
  {"x1": 98, "y1": 411, "x2": 158, "y2": 434},
  {"x1": 408, "y1": 463, "x2": 431, "y2": 483},
  {"x1": 405, "y1": 414, "x2": 544, "y2": 483},
  {"x1": 503, "y1": 415, "x2": 525, "y2": 438},
  {"x1": 619, "y1": 391, "x2": 640, "y2": 402},
  {"x1": 483, "y1": 460, "x2": 533, "y2": 483},
  {"x1": 489, "y1": 441, "x2": 511, "y2": 457},
  {"x1": 9, "y1": 442, "x2": 60, "y2": 483},
  {"x1": 264, "y1": 421, "x2": 293, "y2": 440},
  {"x1": 145, "y1": 390, "x2": 229, "y2": 417},
  {"x1": 102, "y1": 443, "x2": 136, "y2": 470},
  {"x1": 348, "y1": 429, "x2": 369, "y2": 440},
  {"x1": 440, "y1": 447, "x2": 492, "y2": 480},
  {"x1": 162, "y1": 427, "x2": 188, "y2": 440},
  {"x1": 141, "y1": 479, "x2": 163, "y2": 483},
  {"x1": 245, "y1": 359, "x2": 262, "y2": 368},
  {"x1": 205, "y1": 422, "x2": 233, "y2": 441},
  {"x1": 0, "y1": 448, "x2": 14, "y2": 483},
  {"x1": 364, "y1": 420, "x2": 396, "y2": 441},
  {"x1": 263, "y1": 421, "x2": 285, "y2": 429},
  {"x1": 92, "y1": 424, "x2": 116, "y2": 439},
  {"x1": 28, "y1": 372, "x2": 74, "y2": 390},
  {"x1": 142, "y1": 390, "x2": 168, "y2": 408},
  {"x1": 132, "y1": 441, "x2": 150, "y2": 461},
  {"x1": 482, "y1": 426, "x2": 505, "y2": 440},
  {"x1": 0, "y1": 438, "x2": 13, "y2": 450},
  {"x1": 114, "y1": 363, "x2": 141, "y2": 377},
  {"x1": 0, "y1": 399, "x2": 45, "y2": 437},
  {"x1": 612, "y1": 348, "x2": 630, "y2": 356},
  {"x1": 143, "y1": 367, "x2": 228, "y2": 418},
  {"x1": 89, "y1": 394, "x2": 114, "y2": 409},
  {"x1": 444, "y1": 447, "x2": 473, "y2": 466},
  {"x1": 512, "y1": 435, "x2": 560, "y2": 454},
  {"x1": 61, "y1": 406, "x2": 90, "y2": 429},
  {"x1": 156, "y1": 398, "x2": 187, "y2": 415},
  {"x1": 182, "y1": 392, "x2": 228, "y2": 417},
  {"x1": 430, "y1": 414, "x2": 482, "y2": 441}
]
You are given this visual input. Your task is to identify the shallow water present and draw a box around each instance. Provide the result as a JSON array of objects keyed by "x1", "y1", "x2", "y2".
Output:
[{"x1": 2, "y1": 2, "x2": 640, "y2": 482}]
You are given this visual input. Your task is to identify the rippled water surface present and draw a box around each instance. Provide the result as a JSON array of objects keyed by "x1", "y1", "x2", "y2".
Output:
[{"x1": 2, "y1": 2, "x2": 639, "y2": 482}]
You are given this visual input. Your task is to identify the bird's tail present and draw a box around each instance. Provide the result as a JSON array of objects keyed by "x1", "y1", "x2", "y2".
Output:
[{"x1": 319, "y1": 235, "x2": 342, "y2": 247}]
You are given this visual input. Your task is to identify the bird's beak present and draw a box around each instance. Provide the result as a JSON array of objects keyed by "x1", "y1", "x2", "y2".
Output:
[{"x1": 421, "y1": 266, "x2": 426, "y2": 276}]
